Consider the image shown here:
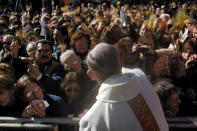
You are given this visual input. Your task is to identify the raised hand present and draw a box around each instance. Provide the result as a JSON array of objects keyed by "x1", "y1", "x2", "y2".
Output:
[
  {"x1": 22, "y1": 100, "x2": 46, "y2": 118},
  {"x1": 10, "y1": 40, "x2": 19, "y2": 59}
]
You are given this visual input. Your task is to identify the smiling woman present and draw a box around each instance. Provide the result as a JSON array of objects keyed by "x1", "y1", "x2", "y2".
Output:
[{"x1": 70, "y1": 30, "x2": 91, "y2": 60}]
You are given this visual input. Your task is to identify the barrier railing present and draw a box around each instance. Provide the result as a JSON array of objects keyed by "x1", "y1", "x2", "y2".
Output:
[
  {"x1": 1, "y1": 117, "x2": 197, "y2": 131},
  {"x1": 0, "y1": 117, "x2": 80, "y2": 131}
]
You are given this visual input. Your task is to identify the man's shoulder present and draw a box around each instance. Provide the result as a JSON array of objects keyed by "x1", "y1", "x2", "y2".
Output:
[
  {"x1": 122, "y1": 67, "x2": 144, "y2": 74},
  {"x1": 122, "y1": 67, "x2": 146, "y2": 79}
]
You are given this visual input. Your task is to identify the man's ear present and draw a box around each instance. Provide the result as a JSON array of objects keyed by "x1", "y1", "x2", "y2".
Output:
[{"x1": 87, "y1": 69, "x2": 96, "y2": 81}]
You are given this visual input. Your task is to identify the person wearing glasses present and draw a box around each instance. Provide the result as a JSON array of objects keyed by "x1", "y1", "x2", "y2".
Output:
[
  {"x1": 16, "y1": 74, "x2": 69, "y2": 131},
  {"x1": 16, "y1": 74, "x2": 68, "y2": 118},
  {"x1": 61, "y1": 72, "x2": 80, "y2": 114},
  {"x1": 27, "y1": 39, "x2": 67, "y2": 101},
  {"x1": 60, "y1": 49, "x2": 97, "y2": 114},
  {"x1": 19, "y1": 41, "x2": 37, "y2": 64}
]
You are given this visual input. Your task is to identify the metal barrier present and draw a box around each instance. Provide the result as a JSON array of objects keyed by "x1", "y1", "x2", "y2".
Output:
[
  {"x1": 167, "y1": 117, "x2": 197, "y2": 131},
  {"x1": 1, "y1": 117, "x2": 197, "y2": 131},
  {"x1": 0, "y1": 117, "x2": 80, "y2": 131}
]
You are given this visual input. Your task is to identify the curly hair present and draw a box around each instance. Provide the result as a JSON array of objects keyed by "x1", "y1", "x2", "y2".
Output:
[
  {"x1": 114, "y1": 37, "x2": 133, "y2": 66},
  {"x1": 138, "y1": 31, "x2": 157, "y2": 49},
  {"x1": 70, "y1": 30, "x2": 90, "y2": 51},
  {"x1": 152, "y1": 53, "x2": 184, "y2": 78}
]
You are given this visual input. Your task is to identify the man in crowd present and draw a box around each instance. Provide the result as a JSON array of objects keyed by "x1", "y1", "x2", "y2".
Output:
[
  {"x1": 27, "y1": 39, "x2": 67, "y2": 99},
  {"x1": 52, "y1": 25, "x2": 69, "y2": 61},
  {"x1": 60, "y1": 49, "x2": 96, "y2": 114},
  {"x1": 79, "y1": 43, "x2": 168, "y2": 131}
]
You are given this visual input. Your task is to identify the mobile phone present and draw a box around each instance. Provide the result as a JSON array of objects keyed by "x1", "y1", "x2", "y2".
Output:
[{"x1": 32, "y1": 99, "x2": 49, "y2": 110}]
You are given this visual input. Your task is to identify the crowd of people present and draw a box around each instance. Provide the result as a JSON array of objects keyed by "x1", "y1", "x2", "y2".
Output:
[{"x1": 0, "y1": 0, "x2": 197, "y2": 130}]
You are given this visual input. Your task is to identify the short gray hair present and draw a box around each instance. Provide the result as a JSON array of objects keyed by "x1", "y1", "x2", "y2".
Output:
[
  {"x1": 26, "y1": 42, "x2": 36, "y2": 53},
  {"x1": 60, "y1": 49, "x2": 77, "y2": 64},
  {"x1": 86, "y1": 43, "x2": 121, "y2": 82}
]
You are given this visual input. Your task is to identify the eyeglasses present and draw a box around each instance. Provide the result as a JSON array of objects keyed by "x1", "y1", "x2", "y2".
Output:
[
  {"x1": 37, "y1": 49, "x2": 51, "y2": 54},
  {"x1": 65, "y1": 88, "x2": 80, "y2": 93},
  {"x1": 26, "y1": 87, "x2": 39, "y2": 98},
  {"x1": 63, "y1": 59, "x2": 78, "y2": 71}
]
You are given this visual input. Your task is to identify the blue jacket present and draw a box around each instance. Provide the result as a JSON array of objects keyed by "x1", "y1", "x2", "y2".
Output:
[{"x1": 44, "y1": 93, "x2": 69, "y2": 117}]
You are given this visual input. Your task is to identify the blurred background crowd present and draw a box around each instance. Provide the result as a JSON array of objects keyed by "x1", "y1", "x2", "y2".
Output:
[{"x1": 0, "y1": 0, "x2": 197, "y2": 130}]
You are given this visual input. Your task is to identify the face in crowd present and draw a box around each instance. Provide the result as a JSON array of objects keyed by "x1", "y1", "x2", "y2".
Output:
[
  {"x1": 27, "y1": 34, "x2": 40, "y2": 43},
  {"x1": 64, "y1": 81, "x2": 80, "y2": 103},
  {"x1": 26, "y1": 42, "x2": 36, "y2": 58},
  {"x1": 192, "y1": 26, "x2": 197, "y2": 43},
  {"x1": 35, "y1": 42, "x2": 52, "y2": 64},
  {"x1": 166, "y1": 91, "x2": 181, "y2": 114},
  {"x1": 62, "y1": 54, "x2": 82, "y2": 74},
  {"x1": 75, "y1": 36, "x2": 89, "y2": 54},
  {"x1": 60, "y1": 72, "x2": 80, "y2": 103},
  {"x1": 24, "y1": 82, "x2": 44, "y2": 102}
]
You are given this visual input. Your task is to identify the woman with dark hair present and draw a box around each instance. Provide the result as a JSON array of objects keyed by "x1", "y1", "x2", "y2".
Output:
[
  {"x1": 70, "y1": 30, "x2": 91, "y2": 60},
  {"x1": 61, "y1": 72, "x2": 80, "y2": 114},
  {"x1": 61, "y1": 72, "x2": 80, "y2": 104},
  {"x1": 15, "y1": 74, "x2": 69, "y2": 118},
  {"x1": 152, "y1": 53, "x2": 197, "y2": 116},
  {"x1": 152, "y1": 53, "x2": 186, "y2": 81},
  {"x1": 153, "y1": 80, "x2": 181, "y2": 117},
  {"x1": 180, "y1": 39, "x2": 197, "y2": 73}
]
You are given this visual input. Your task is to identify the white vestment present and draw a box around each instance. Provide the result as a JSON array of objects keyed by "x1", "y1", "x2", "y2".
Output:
[{"x1": 79, "y1": 68, "x2": 168, "y2": 131}]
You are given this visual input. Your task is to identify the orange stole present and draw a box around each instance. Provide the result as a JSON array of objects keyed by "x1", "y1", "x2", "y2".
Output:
[{"x1": 127, "y1": 94, "x2": 160, "y2": 131}]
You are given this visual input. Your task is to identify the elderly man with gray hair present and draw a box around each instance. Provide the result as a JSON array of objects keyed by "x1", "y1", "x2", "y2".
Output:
[
  {"x1": 60, "y1": 49, "x2": 96, "y2": 114},
  {"x1": 79, "y1": 43, "x2": 168, "y2": 131}
]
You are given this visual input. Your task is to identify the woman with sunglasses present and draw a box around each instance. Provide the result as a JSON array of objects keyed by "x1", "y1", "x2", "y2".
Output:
[
  {"x1": 15, "y1": 74, "x2": 69, "y2": 118},
  {"x1": 61, "y1": 72, "x2": 80, "y2": 115}
]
